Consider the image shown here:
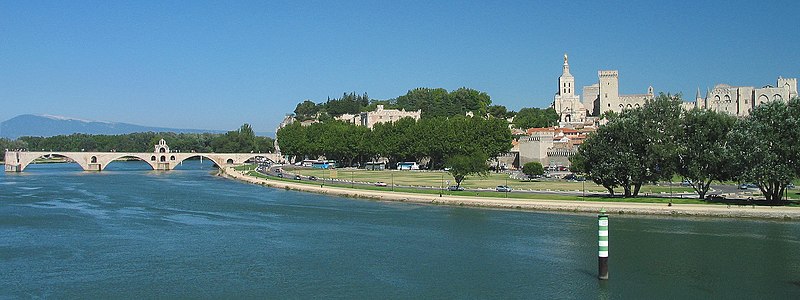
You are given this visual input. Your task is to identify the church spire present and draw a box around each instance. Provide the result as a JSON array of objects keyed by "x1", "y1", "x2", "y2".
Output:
[{"x1": 695, "y1": 87, "x2": 702, "y2": 100}]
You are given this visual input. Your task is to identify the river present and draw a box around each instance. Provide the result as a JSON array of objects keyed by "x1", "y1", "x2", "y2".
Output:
[{"x1": 1, "y1": 161, "x2": 799, "y2": 298}]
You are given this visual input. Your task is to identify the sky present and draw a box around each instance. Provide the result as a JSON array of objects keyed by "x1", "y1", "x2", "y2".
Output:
[{"x1": 2, "y1": 1, "x2": 799, "y2": 133}]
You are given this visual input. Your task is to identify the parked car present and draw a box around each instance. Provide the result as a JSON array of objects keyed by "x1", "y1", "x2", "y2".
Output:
[
  {"x1": 496, "y1": 185, "x2": 512, "y2": 192},
  {"x1": 294, "y1": 175, "x2": 302, "y2": 180},
  {"x1": 705, "y1": 194, "x2": 725, "y2": 201},
  {"x1": 447, "y1": 186, "x2": 465, "y2": 191},
  {"x1": 308, "y1": 176, "x2": 318, "y2": 181},
  {"x1": 738, "y1": 184, "x2": 749, "y2": 190},
  {"x1": 375, "y1": 182, "x2": 388, "y2": 187},
  {"x1": 277, "y1": 173, "x2": 283, "y2": 178},
  {"x1": 680, "y1": 180, "x2": 692, "y2": 187}
]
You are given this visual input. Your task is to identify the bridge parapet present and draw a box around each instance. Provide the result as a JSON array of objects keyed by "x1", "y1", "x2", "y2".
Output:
[{"x1": 3, "y1": 150, "x2": 284, "y2": 172}]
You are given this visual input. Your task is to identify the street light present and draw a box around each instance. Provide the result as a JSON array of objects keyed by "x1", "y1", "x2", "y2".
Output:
[
  {"x1": 582, "y1": 175, "x2": 586, "y2": 197},
  {"x1": 505, "y1": 176, "x2": 508, "y2": 198},
  {"x1": 440, "y1": 173, "x2": 443, "y2": 197}
]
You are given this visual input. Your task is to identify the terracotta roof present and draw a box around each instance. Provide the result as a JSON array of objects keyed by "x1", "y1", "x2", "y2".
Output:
[{"x1": 526, "y1": 127, "x2": 557, "y2": 135}]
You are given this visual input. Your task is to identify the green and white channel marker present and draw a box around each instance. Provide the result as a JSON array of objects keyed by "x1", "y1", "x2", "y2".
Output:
[{"x1": 598, "y1": 208, "x2": 609, "y2": 280}]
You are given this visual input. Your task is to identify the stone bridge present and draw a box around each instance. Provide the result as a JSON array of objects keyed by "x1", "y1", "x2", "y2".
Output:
[{"x1": 4, "y1": 139, "x2": 284, "y2": 172}]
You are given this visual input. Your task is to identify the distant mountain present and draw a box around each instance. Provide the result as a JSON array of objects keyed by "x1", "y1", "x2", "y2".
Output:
[{"x1": 0, "y1": 114, "x2": 245, "y2": 139}]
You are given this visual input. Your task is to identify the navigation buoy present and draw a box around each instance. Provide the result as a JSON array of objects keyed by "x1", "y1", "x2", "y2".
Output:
[{"x1": 598, "y1": 208, "x2": 609, "y2": 280}]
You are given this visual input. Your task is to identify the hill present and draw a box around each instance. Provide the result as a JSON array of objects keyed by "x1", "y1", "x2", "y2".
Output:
[{"x1": 0, "y1": 114, "x2": 230, "y2": 139}]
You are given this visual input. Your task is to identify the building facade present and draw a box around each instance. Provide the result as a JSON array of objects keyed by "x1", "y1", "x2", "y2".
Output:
[
  {"x1": 517, "y1": 127, "x2": 593, "y2": 169},
  {"x1": 335, "y1": 105, "x2": 421, "y2": 129},
  {"x1": 688, "y1": 77, "x2": 798, "y2": 116}
]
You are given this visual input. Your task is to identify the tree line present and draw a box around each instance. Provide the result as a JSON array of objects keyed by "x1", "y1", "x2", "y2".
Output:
[
  {"x1": 571, "y1": 94, "x2": 800, "y2": 204},
  {"x1": 276, "y1": 116, "x2": 513, "y2": 170},
  {"x1": 2, "y1": 124, "x2": 274, "y2": 154},
  {"x1": 292, "y1": 87, "x2": 559, "y2": 128}
]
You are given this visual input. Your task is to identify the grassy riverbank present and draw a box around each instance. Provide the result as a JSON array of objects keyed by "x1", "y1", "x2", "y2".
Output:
[
  {"x1": 234, "y1": 165, "x2": 708, "y2": 205},
  {"x1": 234, "y1": 164, "x2": 800, "y2": 205},
  {"x1": 224, "y1": 166, "x2": 800, "y2": 220},
  {"x1": 287, "y1": 167, "x2": 696, "y2": 194}
]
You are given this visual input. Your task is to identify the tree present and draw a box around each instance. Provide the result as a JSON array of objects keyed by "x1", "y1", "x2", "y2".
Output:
[
  {"x1": 323, "y1": 92, "x2": 370, "y2": 116},
  {"x1": 487, "y1": 105, "x2": 513, "y2": 119},
  {"x1": 293, "y1": 100, "x2": 320, "y2": 121},
  {"x1": 513, "y1": 107, "x2": 558, "y2": 129},
  {"x1": 522, "y1": 161, "x2": 544, "y2": 178},
  {"x1": 0, "y1": 138, "x2": 29, "y2": 154},
  {"x1": 677, "y1": 109, "x2": 737, "y2": 199},
  {"x1": 449, "y1": 87, "x2": 492, "y2": 116},
  {"x1": 571, "y1": 117, "x2": 642, "y2": 196},
  {"x1": 211, "y1": 123, "x2": 274, "y2": 153},
  {"x1": 393, "y1": 87, "x2": 493, "y2": 118},
  {"x1": 394, "y1": 88, "x2": 451, "y2": 118},
  {"x1": 570, "y1": 94, "x2": 682, "y2": 197},
  {"x1": 445, "y1": 151, "x2": 489, "y2": 188},
  {"x1": 728, "y1": 98, "x2": 800, "y2": 204}
]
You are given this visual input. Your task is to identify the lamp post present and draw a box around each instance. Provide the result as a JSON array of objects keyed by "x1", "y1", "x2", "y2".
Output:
[
  {"x1": 669, "y1": 180, "x2": 673, "y2": 197},
  {"x1": 582, "y1": 174, "x2": 586, "y2": 197},
  {"x1": 440, "y1": 173, "x2": 443, "y2": 197},
  {"x1": 505, "y1": 176, "x2": 508, "y2": 198}
]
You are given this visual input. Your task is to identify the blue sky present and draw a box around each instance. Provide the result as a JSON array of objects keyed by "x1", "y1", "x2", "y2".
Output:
[{"x1": 2, "y1": 1, "x2": 799, "y2": 133}]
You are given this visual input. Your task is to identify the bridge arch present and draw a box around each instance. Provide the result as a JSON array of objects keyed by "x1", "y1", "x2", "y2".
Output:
[
  {"x1": 173, "y1": 155, "x2": 225, "y2": 169},
  {"x1": 241, "y1": 154, "x2": 277, "y2": 164},
  {"x1": 17, "y1": 152, "x2": 91, "y2": 171},
  {"x1": 100, "y1": 154, "x2": 157, "y2": 171}
]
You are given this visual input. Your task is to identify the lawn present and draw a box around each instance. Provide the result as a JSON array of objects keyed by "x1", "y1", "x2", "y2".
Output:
[
  {"x1": 239, "y1": 169, "x2": 708, "y2": 205},
  {"x1": 282, "y1": 167, "x2": 696, "y2": 195},
  {"x1": 231, "y1": 164, "x2": 799, "y2": 206}
]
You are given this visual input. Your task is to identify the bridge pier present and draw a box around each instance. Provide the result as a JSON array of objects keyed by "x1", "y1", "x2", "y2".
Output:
[{"x1": 5, "y1": 163, "x2": 22, "y2": 172}]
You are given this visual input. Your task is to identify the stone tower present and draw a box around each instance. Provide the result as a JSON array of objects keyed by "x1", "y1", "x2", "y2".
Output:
[
  {"x1": 598, "y1": 70, "x2": 620, "y2": 113},
  {"x1": 778, "y1": 76, "x2": 798, "y2": 99}
]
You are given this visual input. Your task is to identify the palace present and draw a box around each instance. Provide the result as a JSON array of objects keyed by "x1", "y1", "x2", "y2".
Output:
[
  {"x1": 686, "y1": 77, "x2": 798, "y2": 116},
  {"x1": 552, "y1": 54, "x2": 654, "y2": 127},
  {"x1": 551, "y1": 53, "x2": 798, "y2": 125}
]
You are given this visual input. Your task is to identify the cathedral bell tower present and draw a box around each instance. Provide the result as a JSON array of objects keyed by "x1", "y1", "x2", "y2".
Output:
[
  {"x1": 559, "y1": 53, "x2": 575, "y2": 97},
  {"x1": 552, "y1": 53, "x2": 586, "y2": 126}
]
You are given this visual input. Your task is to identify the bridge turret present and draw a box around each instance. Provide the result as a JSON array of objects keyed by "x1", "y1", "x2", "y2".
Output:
[{"x1": 155, "y1": 139, "x2": 170, "y2": 153}]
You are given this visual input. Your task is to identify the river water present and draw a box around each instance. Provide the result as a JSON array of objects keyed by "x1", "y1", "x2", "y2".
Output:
[{"x1": 1, "y1": 161, "x2": 799, "y2": 298}]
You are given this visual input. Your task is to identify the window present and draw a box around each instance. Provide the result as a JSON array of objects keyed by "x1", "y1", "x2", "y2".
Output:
[
  {"x1": 150, "y1": 156, "x2": 156, "y2": 161},
  {"x1": 91, "y1": 156, "x2": 97, "y2": 163}
]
